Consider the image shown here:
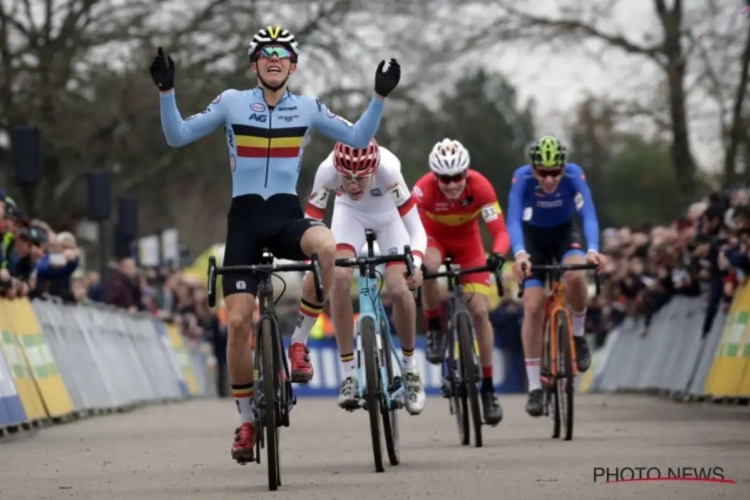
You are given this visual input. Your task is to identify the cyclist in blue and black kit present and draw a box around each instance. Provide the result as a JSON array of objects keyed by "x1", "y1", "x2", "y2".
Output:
[
  {"x1": 149, "y1": 25, "x2": 401, "y2": 464},
  {"x1": 506, "y1": 136, "x2": 608, "y2": 417}
]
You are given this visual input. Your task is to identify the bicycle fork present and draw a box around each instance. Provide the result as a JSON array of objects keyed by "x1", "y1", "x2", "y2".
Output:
[{"x1": 355, "y1": 317, "x2": 405, "y2": 411}]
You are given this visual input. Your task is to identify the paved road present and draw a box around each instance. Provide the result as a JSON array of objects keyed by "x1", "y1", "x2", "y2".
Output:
[{"x1": 1, "y1": 395, "x2": 748, "y2": 500}]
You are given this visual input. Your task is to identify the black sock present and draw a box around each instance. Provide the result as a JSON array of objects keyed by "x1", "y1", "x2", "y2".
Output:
[
  {"x1": 427, "y1": 317, "x2": 441, "y2": 331},
  {"x1": 481, "y1": 377, "x2": 494, "y2": 393}
]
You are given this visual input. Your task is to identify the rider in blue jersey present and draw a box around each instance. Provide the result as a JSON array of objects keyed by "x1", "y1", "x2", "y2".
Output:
[
  {"x1": 506, "y1": 136, "x2": 607, "y2": 417},
  {"x1": 149, "y1": 26, "x2": 401, "y2": 464}
]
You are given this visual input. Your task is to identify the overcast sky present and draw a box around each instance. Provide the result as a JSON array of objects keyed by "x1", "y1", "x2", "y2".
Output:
[{"x1": 4, "y1": 0, "x2": 745, "y2": 175}]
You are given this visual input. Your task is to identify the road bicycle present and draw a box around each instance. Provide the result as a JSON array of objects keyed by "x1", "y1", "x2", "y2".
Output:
[
  {"x1": 517, "y1": 260, "x2": 600, "y2": 441},
  {"x1": 422, "y1": 257, "x2": 506, "y2": 448},
  {"x1": 334, "y1": 229, "x2": 415, "y2": 473},
  {"x1": 206, "y1": 250, "x2": 324, "y2": 491}
]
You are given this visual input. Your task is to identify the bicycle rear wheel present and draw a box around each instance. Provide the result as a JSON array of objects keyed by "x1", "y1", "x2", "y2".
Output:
[
  {"x1": 380, "y1": 317, "x2": 399, "y2": 466},
  {"x1": 260, "y1": 318, "x2": 280, "y2": 490},
  {"x1": 457, "y1": 313, "x2": 482, "y2": 448},
  {"x1": 556, "y1": 310, "x2": 574, "y2": 441},
  {"x1": 543, "y1": 316, "x2": 561, "y2": 439},
  {"x1": 362, "y1": 317, "x2": 384, "y2": 472}
]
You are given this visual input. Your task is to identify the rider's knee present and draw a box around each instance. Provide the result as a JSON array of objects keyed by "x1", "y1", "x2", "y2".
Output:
[
  {"x1": 333, "y1": 267, "x2": 354, "y2": 292},
  {"x1": 227, "y1": 307, "x2": 253, "y2": 345},
  {"x1": 317, "y1": 237, "x2": 337, "y2": 267},
  {"x1": 522, "y1": 289, "x2": 545, "y2": 317},
  {"x1": 386, "y1": 273, "x2": 410, "y2": 302},
  {"x1": 467, "y1": 294, "x2": 489, "y2": 318},
  {"x1": 423, "y1": 250, "x2": 442, "y2": 273},
  {"x1": 564, "y1": 269, "x2": 586, "y2": 291}
]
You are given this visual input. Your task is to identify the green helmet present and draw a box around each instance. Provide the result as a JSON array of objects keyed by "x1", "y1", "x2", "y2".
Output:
[{"x1": 528, "y1": 135, "x2": 566, "y2": 168}]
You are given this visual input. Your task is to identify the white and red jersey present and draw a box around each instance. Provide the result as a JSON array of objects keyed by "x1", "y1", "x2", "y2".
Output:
[{"x1": 305, "y1": 146, "x2": 426, "y2": 266}]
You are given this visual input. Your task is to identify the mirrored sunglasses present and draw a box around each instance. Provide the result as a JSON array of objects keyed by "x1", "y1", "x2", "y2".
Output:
[{"x1": 258, "y1": 46, "x2": 293, "y2": 59}]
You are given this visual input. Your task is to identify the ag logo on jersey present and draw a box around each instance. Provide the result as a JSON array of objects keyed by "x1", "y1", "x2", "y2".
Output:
[
  {"x1": 460, "y1": 196, "x2": 473, "y2": 207},
  {"x1": 250, "y1": 103, "x2": 266, "y2": 112},
  {"x1": 230, "y1": 154, "x2": 236, "y2": 172},
  {"x1": 370, "y1": 188, "x2": 383, "y2": 197},
  {"x1": 574, "y1": 192, "x2": 584, "y2": 211},
  {"x1": 412, "y1": 185, "x2": 423, "y2": 199}
]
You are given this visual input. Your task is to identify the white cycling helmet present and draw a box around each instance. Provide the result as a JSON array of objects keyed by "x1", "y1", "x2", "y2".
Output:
[{"x1": 428, "y1": 138, "x2": 470, "y2": 175}]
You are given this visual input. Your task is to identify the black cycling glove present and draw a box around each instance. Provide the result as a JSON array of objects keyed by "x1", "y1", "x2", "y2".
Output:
[
  {"x1": 374, "y1": 58, "x2": 401, "y2": 97},
  {"x1": 149, "y1": 47, "x2": 175, "y2": 92},
  {"x1": 486, "y1": 253, "x2": 504, "y2": 273}
]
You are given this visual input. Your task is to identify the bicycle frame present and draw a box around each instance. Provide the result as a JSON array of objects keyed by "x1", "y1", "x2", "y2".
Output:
[
  {"x1": 443, "y1": 274, "x2": 477, "y2": 376},
  {"x1": 253, "y1": 269, "x2": 290, "y2": 414},
  {"x1": 544, "y1": 278, "x2": 578, "y2": 381},
  {"x1": 354, "y1": 267, "x2": 404, "y2": 408}
]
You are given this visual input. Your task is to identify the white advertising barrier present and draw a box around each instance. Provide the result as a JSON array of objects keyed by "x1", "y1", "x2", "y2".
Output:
[
  {"x1": 31, "y1": 299, "x2": 204, "y2": 415},
  {"x1": 583, "y1": 296, "x2": 717, "y2": 396}
]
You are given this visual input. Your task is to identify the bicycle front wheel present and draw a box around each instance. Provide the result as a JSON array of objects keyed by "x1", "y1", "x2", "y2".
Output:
[
  {"x1": 362, "y1": 317, "x2": 384, "y2": 472},
  {"x1": 543, "y1": 316, "x2": 561, "y2": 439},
  {"x1": 457, "y1": 313, "x2": 482, "y2": 448},
  {"x1": 380, "y1": 317, "x2": 399, "y2": 466},
  {"x1": 260, "y1": 318, "x2": 280, "y2": 490},
  {"x1": 556, "y1": 310, "x2": 575, "y2": 441}
]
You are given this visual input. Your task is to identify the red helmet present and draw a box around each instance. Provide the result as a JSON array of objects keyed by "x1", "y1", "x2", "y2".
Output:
[{"x1": 332, "y1": 139, "x2": 380, "y2": 177}]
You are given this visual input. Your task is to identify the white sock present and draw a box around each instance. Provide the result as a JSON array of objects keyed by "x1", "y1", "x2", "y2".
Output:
[
  {"x1": 526, "y1": 358, "x2": 541, "y2": 392},
  {"x1": 401, "y1": 348, "x2": 416, "y2": 371},
  {"x1": 571, "y1": 308, "x2": 587, "y2": 337},
  {"x1": 340, "y1": 353, "x2": 357, "y2": 380},
  {"x1": 291, "y1": 299, "x2": 323, "y2": 344},
  {"x1": 232, "y1": 385, "x2": 255, "y2": 425}
]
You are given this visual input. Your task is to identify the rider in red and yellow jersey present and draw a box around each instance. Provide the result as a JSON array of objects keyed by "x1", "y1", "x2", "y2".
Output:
[{"x1": 412, "y1": 138, "x2": 509, "y2": 427}]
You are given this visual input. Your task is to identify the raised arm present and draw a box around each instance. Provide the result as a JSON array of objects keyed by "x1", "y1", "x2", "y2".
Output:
[
  {"x1": 308, "y1": 97, "x2": 384, "y2": 149},
  {"x1": 160, "y1": 90, "x2": 228, "y2": 147}
]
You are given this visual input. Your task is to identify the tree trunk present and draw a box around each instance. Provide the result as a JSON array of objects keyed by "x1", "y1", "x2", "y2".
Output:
[{"x1": 662, "y1": 5, "x2": 697, "y2": 207}]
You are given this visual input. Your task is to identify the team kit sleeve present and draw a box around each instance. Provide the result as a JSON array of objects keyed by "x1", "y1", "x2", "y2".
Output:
[
  {"x1": 304, "y1": 158, "x2": 338, "y2": 220},
  {"x1": 569, "y1": 165, "x2": 600, "y2": 253},
  {"x1": 410, "y1": 173, "x2": 430, "y2": 211},
  {"x1": 160, "y1": 90, "x2": 229, "y2": 147},
  {"x1": 308, "y1": 97, "x2": 384, "y2": 148},
  {"x1": 384, "y1": 166, "x2": 426, "y2": 267},
  {"x1": 506, "y1": 168, "x2": 528, "y2": 257},
  {"x1": 474, "y1": 174, "x2": 511, "y2": 256}
]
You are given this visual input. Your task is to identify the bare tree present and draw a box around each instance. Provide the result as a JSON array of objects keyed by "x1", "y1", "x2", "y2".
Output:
[
  {"x1": 495, "y1": 0, "x2": 750, "y2": 204},
  {"x1": 0, "y1": 0, "x2": 526, "y2": 257}
]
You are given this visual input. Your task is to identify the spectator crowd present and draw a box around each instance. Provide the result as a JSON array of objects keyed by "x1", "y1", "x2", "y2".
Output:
[
  {"x1": 3, "y1": 182, "x2": 749, "y2": 394},
  {"x1": 586, "y1": 185, "x2": 750, "y2": 347},
  {"x1": 0, "y1": 188, "x2": 226, "y2": 393}
]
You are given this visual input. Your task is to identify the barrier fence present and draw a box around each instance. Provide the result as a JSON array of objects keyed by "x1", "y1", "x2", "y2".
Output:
[
  {"x1": 290, "y1": 336, "x2": 526, "y2": 398},
  {"x1": 579, "y1": 279, "x2": 750, "y2": 403},
  {"x1": 0, "y1": 298, "x2": 210, "y2": 436}
]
